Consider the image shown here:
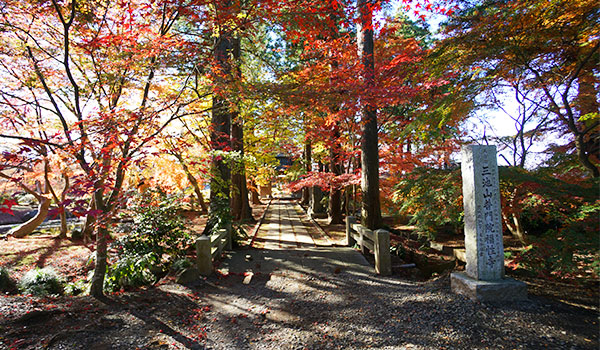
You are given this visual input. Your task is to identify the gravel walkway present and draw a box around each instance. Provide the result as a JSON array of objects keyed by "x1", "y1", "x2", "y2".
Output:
[
  {"x1": 1, "y1": 199, "x2": 597, "y2": 349},
  {"x1": 199, "y1": 199, "x2": 598, "y2": 350}
]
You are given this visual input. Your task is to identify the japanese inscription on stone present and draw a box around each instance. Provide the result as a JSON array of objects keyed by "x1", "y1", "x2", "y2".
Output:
[{"x1": 462, "y1": 145, "x2": 504, "y2": 281}]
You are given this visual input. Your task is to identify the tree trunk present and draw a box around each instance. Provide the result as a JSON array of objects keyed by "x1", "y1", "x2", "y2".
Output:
[
  {"x1": 328, "y1": 126, "x2": 343, "y2": 225},
  {"x1": 9, "y1": 196, "x2": 51, "y2": 238},
  {"x1": 231, "y1": 116, "x2": 253, "y2": 221},
  {"x1": 89, "y1": 191, "x2": 107, "y2": 298},
  {"x1": 502, "y1": 212, "x2": 527, "y2": 245},
  {"x1": 82, "y1": 197, "x2": 96, "y2": 244},
  {"x1": 173, "y1": 152, "x2": 207, "y2": 213},
  {"x1": 576, "y1": 61, "x2": 599, "y2": 177},
  {"x1": 206, "y1": 11, "x2": 233, "y2": 234},
  {"x1": 301, "y1": 139, "x2": 311, "y2": 206},
  {"x1": 89, "y1": 225, "x2": 108, "y2": 298},
  {"x1": 230, "y1": 37, "x2": 253, "y2": 222},
  {"x1": 357, "y1": 0, "x2": 382, "y2": 230},
  {"x1": 58, "y1": 174, "x2": 69, "y2": 238}
]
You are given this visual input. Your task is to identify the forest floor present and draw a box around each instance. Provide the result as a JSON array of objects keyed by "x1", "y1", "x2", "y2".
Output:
[{"x1": 0, "y1": 199, "x2": 598, "y2": 349}]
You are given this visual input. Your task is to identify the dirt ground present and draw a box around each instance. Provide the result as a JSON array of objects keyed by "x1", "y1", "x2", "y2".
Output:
[{"x1": 0, "y1": 201, "x2": 598, "y2": 349}]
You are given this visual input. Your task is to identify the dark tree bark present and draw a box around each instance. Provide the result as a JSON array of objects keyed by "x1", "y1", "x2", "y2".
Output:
[
  {"x1": 309, "y1": 162, "x2": 326, "y2": 217},
  {"x1": 576, "y1": 59, "x2": 599, "y2": 177},
  {"x1": 250, "y1": 180, "x2": 262, "y2": 205},
  {"x1": 89, "y1": 190, "x2": 107, "y2": 298},
  {"x1": 206, "y1": 15, "x2": 234, "y2": 234},
  {"x1": 301, "y1": 139, "x2": 311, "y2": 205},
  {"x1": 82, "y1": 197, "x2": 96, "y2": 244},
  {"x1": 230, "y1": 37, "x2": 253, "y2": 222},
  {"x1": 357, "y1": 0, "x2": 382, "y2": 230},
  {"x1": 328, "y1": 125, "x2": 343, "y2": 224}
]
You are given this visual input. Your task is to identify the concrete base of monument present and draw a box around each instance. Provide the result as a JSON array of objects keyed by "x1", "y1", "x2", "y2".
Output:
[{"x1": 451, "y1": 272, "x2": 527, "y2": 302}]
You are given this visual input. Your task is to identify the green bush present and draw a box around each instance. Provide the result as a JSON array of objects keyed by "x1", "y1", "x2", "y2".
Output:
[
  {"x1": 19, "y1": 268, "x2": 63, "y2": 296},
  {"x1": 64, "y1": 280, "x2": 88, "y2": 296},
  {"x1": 105, "y1": 191, "x2": 192, "y2": 292},
  {"x1": 171, "y1": 258, "x2": 194, "y2": 273},
  {"x1": 392, "y1": 167, "x2": 463, "y2": 239},
  {"x1": 0, "y1": 267, "x2": 18, "y2": 294},
  {"x1": 508, "y1": 201, "x2": 600, "y2": 280}
]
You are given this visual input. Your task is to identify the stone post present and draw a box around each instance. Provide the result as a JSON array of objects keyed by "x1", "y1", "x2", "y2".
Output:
[
  {"x1": 196, "y1": 236, "x2": 212, "y2": 276},
  {"x1": 374, "y1": 229, "x2": 391, "y2": 276},
  {"x1": 451, "y1": 145, "x2": 527, "y2": 301},
  {"x1": 346, "y1": 216, "x2": 356, "y2": 247},
  {"x1": 225, "y1": 223, "x2": 233, "y2": 251}
]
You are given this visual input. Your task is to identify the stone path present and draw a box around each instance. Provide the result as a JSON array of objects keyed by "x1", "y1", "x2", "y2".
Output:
[{"x1": 219, "y1": 198, "x2": 373, "y2": 277}]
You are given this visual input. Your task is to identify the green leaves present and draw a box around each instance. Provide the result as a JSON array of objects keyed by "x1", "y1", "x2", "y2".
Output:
[{"x1": 106, "y1": 190, "x2": 191, "y2": 292}]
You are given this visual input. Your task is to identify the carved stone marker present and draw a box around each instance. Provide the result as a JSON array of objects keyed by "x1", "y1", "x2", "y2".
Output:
[{"x1": 451, "y1": 145, "x2": 527, "y2": 301}]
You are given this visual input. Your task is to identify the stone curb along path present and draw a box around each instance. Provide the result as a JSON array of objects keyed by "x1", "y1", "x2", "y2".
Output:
[{"x1": 248, "y1": 197, "x2": 273, "y2": 247}]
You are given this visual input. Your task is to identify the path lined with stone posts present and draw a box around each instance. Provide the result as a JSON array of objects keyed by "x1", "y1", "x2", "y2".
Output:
[
  {"x1": 192, "y1": 197, "x2": 597, "y2": 350},
  {"x1": 219, "y1": 197, "x2": 373, "y2": 278}
]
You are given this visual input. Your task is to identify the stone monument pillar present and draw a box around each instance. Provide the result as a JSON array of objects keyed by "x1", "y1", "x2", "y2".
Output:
[{"x1": 451, "y1": 145, "x2": 527, "y2": 301}]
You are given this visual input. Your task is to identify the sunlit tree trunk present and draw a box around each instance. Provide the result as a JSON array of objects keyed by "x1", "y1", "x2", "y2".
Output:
[
  {"x1": 357, "y1": 0, "x2": 382, "y2": 230},
  {"x1": 89, "y1": 189, "x2": 107, "y2": 298},
  {"x1": 231, "y1": 37, "x2": 253, "y2": 222},
  {"x1": 82, "y1": 197, "x2": 96, "y2": 244},
  {"x1": 10, "y1": 197, "x2": 51, "y2": 238},
  {"x1": 0, "y1": 173, "x2": 51, "y2": 238},
  {"x1": 206, "y1": 7, "x2": 233, "y2": 233},
  {"x1": 172, "y1": 152, "x2": 207, "y2": 212}
]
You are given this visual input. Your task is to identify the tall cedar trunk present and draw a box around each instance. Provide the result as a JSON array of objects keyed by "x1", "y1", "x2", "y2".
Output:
[
  {"x1": 328, "y1": 125, "x2": 343, "y2": 224},
  {"x1": 301, "y1": 139, "x2": 311, "y2": 205},
  {"x1": 207, "y1": 21, "x2": 233, "y2": 233},
  {"x1": 327, "y1": 53, "x2": 343, "y2": 224},
  {"x1": 576, "y1": 61, "x2": 599, "y2": 177},
  {"x1": 231, "y1": 117, "x2": 253, "y2": 221},
  {"x1": 309, "y1": 162, "x2": 326, "y2": 217},
  {"x1": 250, "y1": 180, "x2": 262, "y2": 205},
  {"x1": 357, "y1": 0, "x2": 382, "y2": 230},
  {"x1": 230, "y1": 37, "x2": 253, "y2": 222}
]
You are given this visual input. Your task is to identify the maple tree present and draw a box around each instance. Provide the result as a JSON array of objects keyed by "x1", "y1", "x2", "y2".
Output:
[
  {"x1": 0, "y1": 0, "x2": 203, "y2": 296},
  {"x1": 435, "y1": 0, "x2": 599, "y2": 176},
  {"x1": 1, "y1": 0, "x2": 594, "y2": 301}
]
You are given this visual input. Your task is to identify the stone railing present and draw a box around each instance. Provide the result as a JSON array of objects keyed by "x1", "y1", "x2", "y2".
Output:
[
  {"x1": 345, "y1": 216, "x2": 391, "y2": 275},
  {"x1": 195, "y1": 223, "x2": 232, "y2": 276}
]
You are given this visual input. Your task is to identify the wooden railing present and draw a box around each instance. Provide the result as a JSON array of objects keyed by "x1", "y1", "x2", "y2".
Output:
[
  {"x1": 195, "y1": 223, "x2": 232, "y2": 276},
  {"x1": 346, "y1": 216, "x2": 391, "y2": 275}
]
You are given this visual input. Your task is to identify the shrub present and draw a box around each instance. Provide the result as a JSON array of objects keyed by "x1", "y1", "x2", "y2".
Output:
[
  {"x1": 0, "y1": 267, "x2": 18, "y2": 294},
  {"x1": 19, "y1": 268, "x2": 63, "y2": 296},
  {"x1": 105, "y1": 191, "x2": 192, "y2": 292},
  {"x1": 171, "y1": 258, "x2": 194, "y2": 273},
  {"x1": 392, "y1": 167, "x2": 463, "y2": 239},
  {"x1": 64, "y1": 280, "x2": 88, "y2": 296},
  {"x1": 507, "y1": 200, "x2": 600, "y2": 280}
]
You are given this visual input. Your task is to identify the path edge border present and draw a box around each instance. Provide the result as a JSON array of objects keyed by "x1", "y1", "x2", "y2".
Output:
[
  {"x1": 249, "y1": 198, "x2": 273, "y2": 248},
  {"x1": 296, "y1": 202, "x2": 335, "y2": 246}
]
